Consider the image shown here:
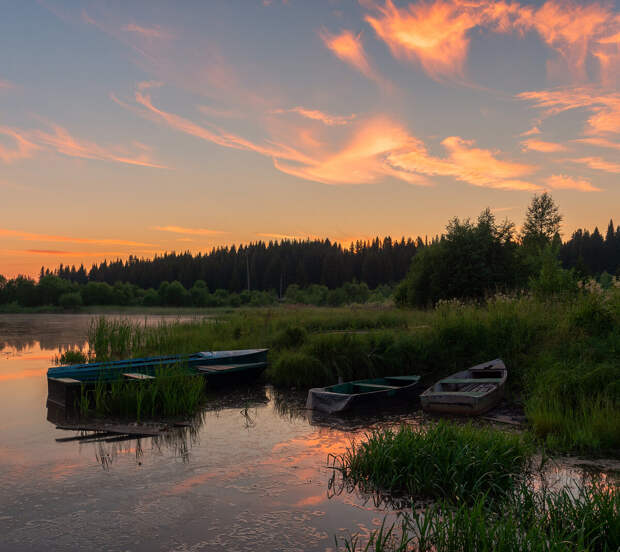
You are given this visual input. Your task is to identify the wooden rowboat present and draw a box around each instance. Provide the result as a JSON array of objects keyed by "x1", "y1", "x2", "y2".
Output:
[
  {"x1": 306, "y1": 375, "x2": 421, "y2": 414},
  {"x1": 47, "y1": 349, "x2": 268, "y2": 383},
  {"x1": 420, "y1": 359, "x2": 507, "y2": 416}
]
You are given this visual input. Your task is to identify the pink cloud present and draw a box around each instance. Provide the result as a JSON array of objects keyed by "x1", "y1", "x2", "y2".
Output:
[
  {"x1": 122, "y1": 24, "x2": 172, "y2": 40},
  {"x1": 272, "y1": 106, "x2": 356, "y2": 126},
  {"x1": 151, "y1": 226, "x2": 226, "y2": 236},
  {"x1": 566, "y1": 156, "x2": 620, "y2": 174},
  {"x1": 520, "y1": 139, "x2": 568, "y2": 153},
  {"x1": 28, "y1": 122, "x2": 168, "y2": 168},
  {"x1": 0, "y1": 127, "x2": 39, "y2": 163},
  {"x1": 0, "y1": 228, "x2": 152, "y2": 247},
  {"x1": 545, "y1": 173, "x2": 602, "y2": 192}
]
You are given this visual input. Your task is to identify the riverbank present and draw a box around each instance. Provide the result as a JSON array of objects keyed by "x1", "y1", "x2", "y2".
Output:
[{"x1": 73, "y1": 288, "x2": 620, "y2": 455}]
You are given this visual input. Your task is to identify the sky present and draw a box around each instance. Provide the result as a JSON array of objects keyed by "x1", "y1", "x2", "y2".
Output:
[{"x1": 1, "y1": 0, "x2": 619, "y2": 278}]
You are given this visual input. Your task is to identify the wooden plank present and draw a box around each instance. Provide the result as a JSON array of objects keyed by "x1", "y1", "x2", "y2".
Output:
[
  {"x1": 48, "y1": 377, "x2": 82, "y2": 384},
  {"x1": 355, "y1": 383, "x2": 400, "y2": 390},
  {"x1": 56, "y1": 424, "x2": 163, "y2": 436},
  {"x1": 122, "y1": 372, "x2": 156, "y2": 380},
  {"x1": 441, "y1": 378, "x2": 502, "y2": 384}
]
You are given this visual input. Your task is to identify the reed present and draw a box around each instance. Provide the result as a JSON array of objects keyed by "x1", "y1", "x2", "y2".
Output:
[
  {"x1": 332, "y1": 421, "x2": 533, "y2": 503},
  {"x1": 339, "y1": 481, "x2": 619, "y2": 552},
  {"x1": 76, "y1": 366, "x2": 205, "y2": 420}
]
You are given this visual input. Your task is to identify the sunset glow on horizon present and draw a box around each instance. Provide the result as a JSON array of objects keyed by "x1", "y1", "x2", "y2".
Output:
[{"x1": 2, "y1": 0, "x2": 619, "y2": 278}]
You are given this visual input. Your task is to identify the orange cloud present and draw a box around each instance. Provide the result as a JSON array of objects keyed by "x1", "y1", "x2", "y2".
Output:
[
  {"x1": 576, "y1": 136, "x2": 620, "y2": 151},
  {"x1": 518, "y1": 88, "x2": 620, "y2": 136},
  {"x1": 567, "y1": 156, "x2": 620, "y2": 173},
  {"x1": 121, "y1": 24, "x2": 172, "y2": 40},
  {"x1": 152, "y1": 226, "x2": 226, "y2": 236},
  {"x1": 521, "y1": 139, "x2": 568, "y2": 153},
  {"x1": 545, "y1": 174, "x2": 601, "y2": 192},
  {"x1": 363, "y1": 0, "x2": 620, "y2": 84},
  {"x1": 125, "y1": 89, "x2": 313, "y2": 165},
  {"x1": 256, "y1": 232, "x2": 313, "y2": 241},
  {"x1": 388, "y1": 136, "x2": 539, "y2": 191},
  {"x1": 0, "y1": 126, "x2": 39, "y2": 163},
  {"x1": 272, "y1": 106, "x2": 355, "y2": 126},
  {"x1": 520, "y1": 126, "x2": 541, "y2": 137},
  {"x1": 29, "y1": 122, "x2": 168, "y2": 168},
  {"x1": 319, "y1": 28, "x2": 387, "y2": 86},
  {"x1": 274, "y1": 117, "x2": 429, "y2": 186},
  {"x1": 364, "y1": 0, "x2": 496, "y2": 81},
  {"x1": 0, "y1": 79, "x2": 13, "y2": 89},
  {"x1": 0, "y1": 228, "x2": 152, "y2": 247}
]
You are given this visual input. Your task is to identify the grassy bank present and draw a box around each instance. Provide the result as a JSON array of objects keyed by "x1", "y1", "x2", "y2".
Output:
[
  {"x1": 78, "y1": 288, "x2": 619, "y2": 453},
  {"x1": 341, "y1": 481, "x2": 619, "y2": 551},
  {"x1": 332, "y1": 422, "x2": 533, "y2": 503}
]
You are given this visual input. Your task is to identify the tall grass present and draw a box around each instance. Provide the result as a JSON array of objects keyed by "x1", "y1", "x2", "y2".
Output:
[
  {"x1": 77, "y1": 366, "x2": 205, "y2": 420},
  {"x1": 340, "y1": 481, "x2": 619, "y2": 552},
  {"x1": 85, "y1": 289, "x2": 619, "y2": 452},
  {"x1": 332, "y1": 421, "x2": 533, "y2": 504}
]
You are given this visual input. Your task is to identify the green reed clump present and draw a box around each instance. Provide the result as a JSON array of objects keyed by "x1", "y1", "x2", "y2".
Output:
[
  {"x1": 527, "y1": 394, "x2": 620, "y2": 453},
  {"x1": 55, "y1": 349, "x2": 88, "y2": 365},
  {"x1": 340, "y1": 481, "x2": 619, "y2": 552},
  {"x1": 334, "y1": 421, "x2": 533, "y2": 503},
  {"x1": 78, "y1": 366, "x2": 205, "y2": 420}
]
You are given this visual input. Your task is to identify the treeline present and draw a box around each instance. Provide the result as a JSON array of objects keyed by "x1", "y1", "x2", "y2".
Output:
[
  {"x1": 397, "y1": 194, "x2": 619, "y2": 307},
  {"x1": 0, "y1": 275, "x2": 391, "y2": 309},
  {"x1": 53, "y1": 238, "x2": 420, "y2": 292},
  {"x1": 0, "y1": 193, "x2": 618, "y2": 309}
]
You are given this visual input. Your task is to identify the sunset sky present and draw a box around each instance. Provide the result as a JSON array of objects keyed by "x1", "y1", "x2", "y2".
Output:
[{"x1": 1, "y1": 0, "x2": 619, "y2": 278}]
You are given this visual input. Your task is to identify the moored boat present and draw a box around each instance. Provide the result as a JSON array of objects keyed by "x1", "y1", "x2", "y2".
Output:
[
  {"x1": 306, "y1": 375, "x2": 421, "y2": 414},
  {"x1": 47, "y1": 348, "x2": 268, "y2": 383},
  {"x1": 420, "y1": 359, "x2": 507, "y2": 416}
]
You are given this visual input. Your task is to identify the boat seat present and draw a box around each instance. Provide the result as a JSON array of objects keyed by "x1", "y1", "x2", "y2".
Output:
[
  {"x1": 48, "y1": 377, "x2": 82, "y2": 385},
  {"x1": 123, "y1": 373, "x2": 156, "y2": 380},
  {"x1": 354, "y1": 383, "x2": 400, "y2": 390},
  {"x1": 429, "y1": 391, "x2": 489, "y2": 398},
  {"x1": 441, "y1": 378, "x2": 502, "y2": 384}
]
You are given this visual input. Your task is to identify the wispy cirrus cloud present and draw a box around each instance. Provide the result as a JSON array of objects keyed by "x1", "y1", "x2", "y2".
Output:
[
  {"x1": 319, "y1": 28, "x2": 389, "y2": 88},
  {"x1": 121, "y1": 23, "x2": 172, "y2": 40},
  {"x1": 387, "y1": 136, "x2": 539, "y2": 191},
  {"x1": 151, "y1": 226, "x2": 226, "y2": 236},
  {"x1": 518, "y1": 88, "x2": 620, "y2": 136},
  {"x1": 0, "y1": 127, "x2": 39, "y2": 163},
  {"x1": 362, "y1": 0, "x2": 620, "y2": 85},
  {"x1": 520, "y1": 139, "x2": 568, "y2": 153},
  {"x1": 28, "y1": 122, "x2": 168, "y2": 168},
  {"x1": 0, "y1": 228, "x2": 152, "y2": 247},
  {"x1": 118, "y1": 84, "x2": 538, "y2": 190},
  {"x1": 545, "y1": 174, "x2": 601, "y2": 192},
  {"x1": 566, "y1": 156, "x2": 620, "y2": 174},
  {"x1": 271, "y1": 106, "x2": 356, "y2": 126}
]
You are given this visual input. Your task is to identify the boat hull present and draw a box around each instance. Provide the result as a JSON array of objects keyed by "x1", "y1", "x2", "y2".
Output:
[
  {"x1": 307, "y1": 375, "x2": 421, "y2": 414},
  {"x1": 47, "y1": 349, "x2": 268, "y2": 383},
  {"x1": 196, "y1": 361, "x2": 268, "y2": 387},
  {"x1": 420, "y1": 359, "x2": 507, "y2": 417}
]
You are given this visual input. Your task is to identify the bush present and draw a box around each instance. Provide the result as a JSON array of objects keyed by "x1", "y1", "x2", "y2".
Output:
[{"x1": 58, "y1": 292, "x2": 83, "y2": 309}]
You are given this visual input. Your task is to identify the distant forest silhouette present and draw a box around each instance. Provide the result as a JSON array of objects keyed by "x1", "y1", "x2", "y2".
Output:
[{"x1": 47, "y1": 219, "x2": 619, "y2": 293}]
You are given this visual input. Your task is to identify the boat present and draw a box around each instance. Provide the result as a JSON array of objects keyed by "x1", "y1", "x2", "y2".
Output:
[
  {"x1": 47, "y1": 349, "x2": 268, "y2": 384},
  {"x1": 420, "y1": 359, "x2": 507, "y2": 416},
  {"x1": 306, "y1": 375, "x2": 422, "y2": 414}
]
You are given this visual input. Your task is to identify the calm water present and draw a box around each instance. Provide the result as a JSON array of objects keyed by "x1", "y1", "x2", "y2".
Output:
[{"x1": 0, "y1": 314, "x2": 617, "y2": 552}]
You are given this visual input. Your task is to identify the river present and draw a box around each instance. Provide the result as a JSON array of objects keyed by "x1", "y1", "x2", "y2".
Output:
[{"x1": 0, "y1": 314, "x2": 617, "y2": 551}]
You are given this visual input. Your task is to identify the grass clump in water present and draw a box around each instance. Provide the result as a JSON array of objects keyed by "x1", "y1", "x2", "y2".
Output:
[
  {"x1": 340, "y1": 481, "x2": 619, "y2": 552},
  {"x1": 77, "y1": 366, "x2": 205, "y2": 421},
  {"x1": 334, "y1": 421, "x2": 533, "y2": 503}
]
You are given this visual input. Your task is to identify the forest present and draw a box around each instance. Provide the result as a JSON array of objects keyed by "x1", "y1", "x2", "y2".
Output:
[{"x1": 0, "y1": 193, "x2": 618, "y2": 309}]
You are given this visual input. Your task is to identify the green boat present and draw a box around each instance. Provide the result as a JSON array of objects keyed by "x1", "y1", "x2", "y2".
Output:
[
  {"x1": 420, "y1": 359, "x2": 507, "y2": 416},
  {"x1": 306, "y1": 375, "x2": 421, "y2": 414}
]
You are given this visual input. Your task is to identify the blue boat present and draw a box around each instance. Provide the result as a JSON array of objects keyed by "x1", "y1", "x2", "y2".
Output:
[{"x1": 47, "y1": 348, "x2": 269, "y2": 383}]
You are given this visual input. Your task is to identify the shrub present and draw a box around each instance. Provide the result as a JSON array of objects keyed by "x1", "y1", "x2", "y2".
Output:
[{"x1": 58, "y1": 292, "x2": 83, "y2": 309}]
